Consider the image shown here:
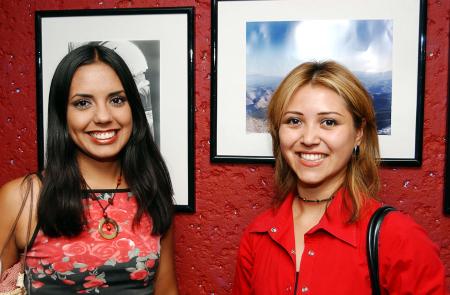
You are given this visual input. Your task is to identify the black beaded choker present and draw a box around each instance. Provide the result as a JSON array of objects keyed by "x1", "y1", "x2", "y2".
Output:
[{"x1": 297, "y1": 194, "x2": 335, "y2": 203}]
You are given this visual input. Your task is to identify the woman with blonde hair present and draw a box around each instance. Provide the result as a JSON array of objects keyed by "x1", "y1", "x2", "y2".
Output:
[{"x1": 232, "y1": 61, "x2": 445, "y2": 294}]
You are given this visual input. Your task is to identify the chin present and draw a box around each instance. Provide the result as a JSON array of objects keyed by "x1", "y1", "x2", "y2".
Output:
[
  {"x1": 94, "y1": 155, "x2": 121, "y2": 163},
  {"x1": 78, "y1": 149, "x2": 122, "y2": 163},
  {"x1": 296, "y1": 173, "x2": 330, "y2": 187},
  {"x1": 298, "y1": 179, "x2": 325, "y2": 187}
]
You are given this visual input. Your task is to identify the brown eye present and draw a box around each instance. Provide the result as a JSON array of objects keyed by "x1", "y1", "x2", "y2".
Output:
[
  {"x1": 287, "y1": 118, "x2": 301, "y2": 125},
  {"x1": 110, "y1": 95, "x2": 127, "y2": 106},
  {"x1": 321, "y1": 119, "x2": 336, "y2": 127},
  {"x1": 72, "y1": 99, "x2": 91, "y2": 110}
]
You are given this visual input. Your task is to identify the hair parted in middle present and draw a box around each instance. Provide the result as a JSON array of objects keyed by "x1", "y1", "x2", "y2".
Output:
[
  {"x1": 267, "y1": 60, "x2": 380, "y2": 222},
  {"x1": 39, "y1": 44, "x2": 173, "y2": 237}
]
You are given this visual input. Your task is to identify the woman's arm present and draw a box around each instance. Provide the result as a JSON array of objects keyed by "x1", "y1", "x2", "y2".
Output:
[
  {"x1": 154, "y1": 224, "x2": 178, "y2": 295},
  {"x1": 379, "y1": 212, "x2": 447, "y2": 293},
  {"x1": 0, "y1": 175, "x2": 39, "y2": 274},
  {"x1": 0, "y1": 177, "x2": 27, "y2": 273}
]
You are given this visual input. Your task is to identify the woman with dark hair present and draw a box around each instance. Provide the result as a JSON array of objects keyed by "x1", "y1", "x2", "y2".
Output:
[
  {"x1": 0, "y1": 45, "x2": 178, "y2": 294},
  {"x1": 232, "y1": 61, "x2": 446, "y2": 294}
]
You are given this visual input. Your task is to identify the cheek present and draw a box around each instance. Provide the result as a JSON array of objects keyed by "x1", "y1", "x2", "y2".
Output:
[
  {"x1": 278, "y1": 128, "x2": 297, "y2": 148},
  {"x1": 124, "y1": 122, "x2": 133, "y2": 141},
  {"x1": 66, "y1": 123, "x2": 82, "y2": 148},
  {"x1": 278, "y1": 129, "x2": 298, "y2": 161},
  {"x1": 327, "y1": 131, "x2": 356, "y2": 156},
  {"x1": 120, "y1": 111, "x2": 133, "y2": 140},
  {"x1": 119, "y1": 114, "x2": 132, "y2": 127},
  {"x1": 66, "y1": 113, "x2": 82, "y2": 134},
  {"x1": 66, "y1": 111, "x2": 92, "y2": 145}
]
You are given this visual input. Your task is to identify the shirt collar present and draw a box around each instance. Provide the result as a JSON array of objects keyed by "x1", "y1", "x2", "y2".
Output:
[
  {"x1": 307, "y1": 187, "x2": 358, "y2": 247},
  {"x1": 249, "y1": 187, "x2": 359, "y2": 248},
  {"x1": 248, "y1": 192, "x2": 295, "y2": 234}
]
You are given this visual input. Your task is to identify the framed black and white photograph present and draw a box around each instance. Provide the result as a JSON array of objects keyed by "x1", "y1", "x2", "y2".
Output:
[
  {"x1": 211, "y1": 0, "x2": 426, "y2": 166},
  {"x1": 36, "y1": 8, "x2": 195, "y2": 211}
]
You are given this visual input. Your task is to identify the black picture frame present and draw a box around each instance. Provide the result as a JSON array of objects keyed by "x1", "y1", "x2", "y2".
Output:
[
  {"x1": 35, "y1": 7, "x2": 195, "y2": 212},
  {"x1": 444, "y1": 25, "x2": 450, "y2": 215},
  {"x1": 211, "y1": 0, "x2": 426, "y2": 166}
]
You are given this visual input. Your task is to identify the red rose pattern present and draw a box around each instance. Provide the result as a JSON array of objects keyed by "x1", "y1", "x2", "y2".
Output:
[
  {"x1": 25, "y1": 192, "x2": 160, "y2": 293},
  {"x1": 53, "y1": 261, "x2": 73, "y2": 273},
  {"x1": 83, "y1": 276, "x2": 107, "y2": 289},
  {"x1": 91, "y1": 243, "x2": 120, "y2": 261},
  {"x1": 129, "y1": 269, "x2": 149, "y2": 281},
  {"x1": 32, "y1": 281, "x2": 44, "y2": 289},
  {"x1": 62, "y1": 279, "x2": 76, "y2": 285},
  {"x1": 145, "y1": 259, "x2": 156, "y2": 269},
  {"x1": 63, "y1": 241, "x2": 89, "y2": 257}
]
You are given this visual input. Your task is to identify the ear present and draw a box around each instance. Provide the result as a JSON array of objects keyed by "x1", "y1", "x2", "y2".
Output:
[{"x1": 355, "y1": 119, "x2": 365, "y2": 146}]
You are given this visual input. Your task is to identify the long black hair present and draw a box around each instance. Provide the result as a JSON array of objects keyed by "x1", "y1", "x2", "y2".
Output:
[{"x1": 38, "y1": 44, "x2": 173, "y2": 237}]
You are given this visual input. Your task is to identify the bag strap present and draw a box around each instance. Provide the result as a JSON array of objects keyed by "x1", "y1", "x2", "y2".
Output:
[
  {"x1": 367, "y1": 205, "x2": 396, "y2": 295},
  {"x1": 22, "y1": 178, "x2": 34, "y2": 292},
  {"x1": 22, "y1": 178, "x2": 34, "y2": 265}
]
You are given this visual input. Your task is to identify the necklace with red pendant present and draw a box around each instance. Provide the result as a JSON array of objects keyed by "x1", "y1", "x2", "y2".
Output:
[{"x1": 90, "y1": 170, "x2": 122, "y2": 240}]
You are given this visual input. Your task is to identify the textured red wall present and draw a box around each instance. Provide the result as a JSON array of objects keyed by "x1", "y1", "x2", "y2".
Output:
[{"x1": 0, "y1": 0, "x2": 449, "y2": 293}]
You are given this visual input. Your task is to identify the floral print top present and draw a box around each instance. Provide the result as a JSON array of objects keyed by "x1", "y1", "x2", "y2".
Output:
[{"x1": 25, "y1": 190, "x2": 160, "y2": 294}]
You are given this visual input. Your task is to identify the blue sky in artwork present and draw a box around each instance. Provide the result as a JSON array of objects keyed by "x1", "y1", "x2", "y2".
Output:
[{"x1": 246, "y1": 19, "x2": 393, "y2": 76}]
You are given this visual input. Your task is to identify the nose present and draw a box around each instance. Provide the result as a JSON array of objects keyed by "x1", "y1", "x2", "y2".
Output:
[
  {"x1": 300, "y1": 124, "x2": 320, "y2": 146},
  {"x1": 93, "y1": 104, "x2": 113, "y2": 124}
]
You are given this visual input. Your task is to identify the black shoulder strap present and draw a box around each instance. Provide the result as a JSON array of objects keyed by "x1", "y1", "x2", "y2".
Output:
[{"x1": 367, "y1": 206, "x2": 396, "y2": 295}]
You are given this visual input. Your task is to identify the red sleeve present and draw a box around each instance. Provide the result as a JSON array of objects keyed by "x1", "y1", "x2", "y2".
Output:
[
  {"x1": 378, "y1": 212, "x2": 447, "y2": 294},
  {"x1": 232, "y1": 229, "x2": 254, "y2": 295}
]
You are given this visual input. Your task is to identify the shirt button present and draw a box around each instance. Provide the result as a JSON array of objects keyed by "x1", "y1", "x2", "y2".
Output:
[
  {"x1": 270, "y1": 227, "x2": 277, "y2": 233},
  {"x1": 307, "y1": 250, "x2": 315, "y2": 256},
  {"x1": 301, "y1": 286, "x2": 309, "y2": 293},
  {"x1": 290, "y1": 249, "x2": 295, "y2": 255}
]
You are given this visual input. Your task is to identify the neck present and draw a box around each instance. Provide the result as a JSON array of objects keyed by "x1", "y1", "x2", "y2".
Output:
[
  {"x1": 297, "y1": 185, "x2": 341, "y2": 200},
  {"x1": 295, "y1": 181, "x2": 342, "y2": 210},
  {"x1": 77, "y1": 153, "x2": 123, "y2": 189}
]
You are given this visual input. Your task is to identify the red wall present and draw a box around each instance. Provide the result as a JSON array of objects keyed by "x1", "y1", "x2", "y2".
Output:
[{"x1": 1, "y1": 0, "x2": 449, "y2": 293}]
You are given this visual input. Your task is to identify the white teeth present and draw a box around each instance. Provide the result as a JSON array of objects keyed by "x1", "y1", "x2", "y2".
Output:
[
  {"x1": 300, "y1": 153, "x2": 325, "y2": 161},
  {"x1": 90, "y1": 131, "x2": 116, "y2": 140}
]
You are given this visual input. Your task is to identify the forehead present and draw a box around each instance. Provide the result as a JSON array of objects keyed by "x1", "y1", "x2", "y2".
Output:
[
  {"x1": 72, "y1": 62, "x2": 117, "y2": 80},
  {"x1": 285, "y1": 84, "x2": 350, "y2": 113},
  {"x1": 70, "y1": 62, "x2": 123, "y2": 92}
]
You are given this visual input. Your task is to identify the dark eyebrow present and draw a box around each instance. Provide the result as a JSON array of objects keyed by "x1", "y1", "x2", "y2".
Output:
[
  {"x1": 109, "y1": 90, "x2": 126, "y2": 96},
  {"x1": 70, "y1": 90, "x2": 125, "y2": 100},
  {"x1": 70, "y1": 93, "x2": 93, "y2": 99}
]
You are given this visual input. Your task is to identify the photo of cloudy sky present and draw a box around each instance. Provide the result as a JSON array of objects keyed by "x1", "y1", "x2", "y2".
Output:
[{"x1": 246, "y1": 19, "x2": 393, "y2": 135}]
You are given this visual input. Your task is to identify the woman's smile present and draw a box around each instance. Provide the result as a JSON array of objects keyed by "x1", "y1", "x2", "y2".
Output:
[
  {"x1": 88, "y1": 130, "x2": 119, "y2": 143},
  {"x1": 298, "y1": 152, "x2": 327, "y2": 161},
  {"x1": 279, "y1": 84, "x2": 363, "y2": 191},
  {"x1": 66, "y1": 61, "x2": 133, "y2": 162},
  {"x1": 297, "y1": 152, "x2": 327, "y2": 167}
]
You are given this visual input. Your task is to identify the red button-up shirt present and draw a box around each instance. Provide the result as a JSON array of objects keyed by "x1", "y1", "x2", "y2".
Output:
[{"x1": 232, "y1": 188, "x2": 446, "y2": 294}]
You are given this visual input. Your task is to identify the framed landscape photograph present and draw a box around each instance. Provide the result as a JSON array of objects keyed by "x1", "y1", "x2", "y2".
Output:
[
  {"x1": 211, "y1": 0, "x2": 426, "y2": 166},
  {"x1": 36, "y1": 8, "x2": 195, "y2": 211}
]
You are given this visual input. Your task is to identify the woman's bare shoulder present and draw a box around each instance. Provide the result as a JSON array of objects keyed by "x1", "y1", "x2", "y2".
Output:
[
  {"x1": 0, "y1": 177, "x2": 27, "y2": 206},
  {"x1": 0, "y1": 175, "x2": 41, "y2": 214},
  {"x1": 0, "y1": 175, "x2": 41, "y2": 268},
  {"x1": 0, "y1": 177, "x2": 29, "y2": 248}
]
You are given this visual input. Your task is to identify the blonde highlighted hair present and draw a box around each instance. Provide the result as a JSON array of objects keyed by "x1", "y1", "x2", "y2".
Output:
[{"x1": 267, "y1": 61, "x2": 380, "y2": 221}]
